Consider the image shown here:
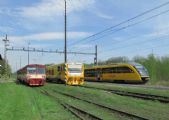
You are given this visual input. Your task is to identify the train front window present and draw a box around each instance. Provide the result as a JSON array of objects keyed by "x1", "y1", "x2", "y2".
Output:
[
  {"x1": 27, "y1": 67, "x2": 36, "y2": 74},
  {"x1": 37, "y1": 68, "x2": 45, "y2": 74},
  {"x1": 135, "y1": 65, "x2": 148, "y2": 76},
  {"x1": 68, "y1": 68, "x2": 82, "y2": 73}
]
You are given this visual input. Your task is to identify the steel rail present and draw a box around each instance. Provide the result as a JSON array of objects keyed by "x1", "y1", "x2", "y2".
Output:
[
  {"x1": 39, "y1": 89, "x2": 102, "y2": 120},
  {"x1": 51, "y1": 89, "x2": 148, "y2": 120},
  {"x1": 80, "y1": 86, "x2": 169, "y2": 103}
]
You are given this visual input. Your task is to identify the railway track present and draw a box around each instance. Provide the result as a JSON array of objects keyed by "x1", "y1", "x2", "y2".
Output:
[
  {"x1": 49, "y1": 88, "x2": 148, "y2": 120},
  {"x1": 80, "y1": 86, "x2": 169, "y2": 103},
  {"x1": 39, "y1": 89, "x2": 102, "y2": 120},
  {"x1": 86, "y1": 82, "x2": 169, "y2": 90}
]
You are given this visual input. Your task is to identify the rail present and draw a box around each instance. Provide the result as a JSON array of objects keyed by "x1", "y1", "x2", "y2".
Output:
[
  {"x1": 40, "y1": 89, "x2": 102, "y2": 120},
  {"x1": 80, "y1": 86, "x2": 169, "y2": 103},
  {"x1": 50, "y1": 89, "x2": 148, "y2": 120}
]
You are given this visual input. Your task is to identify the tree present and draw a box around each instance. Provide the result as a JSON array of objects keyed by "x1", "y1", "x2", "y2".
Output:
[{"x1": 0, "y1": 59, "x2": 12, "y2": 78}]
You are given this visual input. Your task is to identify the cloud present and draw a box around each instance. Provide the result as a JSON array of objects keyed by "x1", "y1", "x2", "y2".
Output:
[
  {"x1": 0, "y1": 26, "x2": 14, "y2": 33},
  {"x1": 19, "y1": 0, "x2": 95, "y2": 18},
  {"x1": 0, "y1": 31, "x2": 92, "y2": 43},
  {"x1": 95, "y1": 11, "x2": 113, "y2": 20},
  {"x1": 0, "y1": 44, "x2": 3, "y2": 49},
  {"x1": 0, "y1": 7, "x2": 13, "y2": 16},
  {"x1": 144, "y1": 26, "x2": 169, "y2": 38}
]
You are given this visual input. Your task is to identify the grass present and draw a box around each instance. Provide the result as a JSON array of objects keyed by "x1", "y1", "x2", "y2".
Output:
[
  {"x1": 45, "y1": 83, "x2": 169, "y2": 120},
  {"x1": 0, "y1": 83, "x2": 79, "y2": 120},
  {"x1": 85, "y1": 82, "x2": 169, "y2": 97},
  {"x1": 41, "y1": 88, "x2": 129, "y2": 120},
  {"x1": 1, "y1": 82, "x2": 169, "y2": 120}
]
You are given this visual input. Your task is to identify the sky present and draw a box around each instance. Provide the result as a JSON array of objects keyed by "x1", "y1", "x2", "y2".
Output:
[{"x1": 0, "y1": 0, "x2": 169, "y2": 72}]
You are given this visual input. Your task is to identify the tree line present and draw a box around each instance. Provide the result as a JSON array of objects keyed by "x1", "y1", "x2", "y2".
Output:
[{"x1": 0, "y1": 54, "x2": 12, "y2": 78}]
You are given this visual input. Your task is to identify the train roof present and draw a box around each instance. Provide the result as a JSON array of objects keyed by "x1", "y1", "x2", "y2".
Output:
[
  {"x1": 45, "y1": 62, "x2": 83, "y2": 66},
  {"x1": 25, "y1": 64, "x2": 45, "y2": 67},
  {"x1": 85, "y1": 63, "x2": 142, "y2": 69},
  {"x1": 17, "y1": 64, "x2": 45, "y2": 72}
]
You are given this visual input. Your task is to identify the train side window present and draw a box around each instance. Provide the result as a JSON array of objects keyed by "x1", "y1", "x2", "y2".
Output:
[
  {"x1": 85, "y1": 69, "x2": 96, "y2": 77},
  {"x1": 102, "y1": 67, "x2": 116, "y2": 73},
  {"x1": 116, "y1": 67, "x2": 133, "y2": 73},
  {"x1": 102, "y1": 68, "x2": 112, "y2": 73},
  {"x1": 123, "y1": 67, "x2": 133, "y2": 73}
]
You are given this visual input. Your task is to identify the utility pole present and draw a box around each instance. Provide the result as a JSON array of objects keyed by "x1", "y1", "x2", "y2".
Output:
[
  {"x1": 2, "y1": 34, "x2": 9, "y2": 78},
  {"x1": 64, "y1": 0, "x2": 67, "y2": 63},
  {"x1": 15, "y1": 62, "x2": 18, "y2": 72},
  {"x1": 94, "y1": 45, "x2": 98, "y2": 65},
  {"x1": 28, "y1": 42, "x2": 30, "y2": 65},
  {"x1": 20, "y1": 56, "x2": 22, "y2": 68}
]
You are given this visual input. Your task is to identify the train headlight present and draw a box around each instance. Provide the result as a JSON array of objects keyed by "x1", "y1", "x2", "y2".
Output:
[{"x1": 27, "y1": 75, "x2": 31, "y2": 79}]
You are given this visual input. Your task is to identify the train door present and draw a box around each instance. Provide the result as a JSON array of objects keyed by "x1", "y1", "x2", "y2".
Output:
[{"x1": 96, "y1": 68, "x2": 102, "y2": 81}]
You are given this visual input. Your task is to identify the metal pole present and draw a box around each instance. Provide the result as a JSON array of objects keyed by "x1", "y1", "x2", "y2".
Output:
[
  {"x1": 95, "y1": 45, "x2": 98, "y2": 65},
  {"x1": 20, "y1": 56, "x2": 21, "y2": 68},
  {"x1": 64, "y1": 0, "x2": 67, "y2": 63},
  {"x1": 16, "y1": 62, "x2": 17, "y2": 72},
  {"x1": 28, "y1": 42, "x2": 30, "y2": 65},
  {"x1": 2, "y1": 34, "x2": 9, "y2": 78}
]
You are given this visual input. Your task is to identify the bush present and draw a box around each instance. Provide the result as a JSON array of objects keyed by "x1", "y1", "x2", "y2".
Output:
[
  {"x1": 134, "y1": 54, "x2": 169, "y2": 84},
  {"x1": 0, "y1": 59, "x2": 12, "y2": 79}
]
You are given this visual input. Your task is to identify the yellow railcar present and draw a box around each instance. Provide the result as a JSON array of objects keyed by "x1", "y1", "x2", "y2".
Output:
[
  {"x1": 84, "y1": 63, "x2": 150, "y2": 83},
  {"x1": 46, "y1": 63, "x2": 84, "y2": 85}
]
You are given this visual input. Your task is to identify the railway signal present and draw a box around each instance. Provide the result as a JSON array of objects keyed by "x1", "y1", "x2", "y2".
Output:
[{"x1": 94, "y1": 45, "x2": 98, "y2": 65}]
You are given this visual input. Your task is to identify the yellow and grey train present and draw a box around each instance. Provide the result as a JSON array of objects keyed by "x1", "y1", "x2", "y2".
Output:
[
  {"x1": 84, "y1": 63, "x2": 150, "y2": 83},
  {"x1": 46, "y1": 63, "x2": 84, "y2": 85}
]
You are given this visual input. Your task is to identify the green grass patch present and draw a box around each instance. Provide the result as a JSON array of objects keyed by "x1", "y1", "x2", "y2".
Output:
[
  {"x1": 45, "y1": 83, "x2": 169, "y2": 120},
  {"x1": 85, "y1": 82, "x2": 169, "y2": 98},
  {"x1": 43, "y1": 88, "x2": 129, "y2": 120},
  {"x1": 0, "y1": 83, "x2": 79, "y2": 120}
]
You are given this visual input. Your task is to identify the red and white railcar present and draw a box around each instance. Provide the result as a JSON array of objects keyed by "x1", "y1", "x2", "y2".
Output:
[{"x1": 17, "y1": 64, "x2": 46, "y2": 86}]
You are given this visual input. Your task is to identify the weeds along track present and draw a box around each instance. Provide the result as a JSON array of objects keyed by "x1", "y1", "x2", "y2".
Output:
[
  {"x1": 38, "y1": 88, "x2": 102, "y2": 120},
  {"x1": 46, "y1": 88, "x2": 148, "y2": 120},
  {"x1": 80, "y1": 86, "x2": 169, "y2": 103},
  {"x1": 31, "y1": 92, "x2": 44, "y2": 120}
]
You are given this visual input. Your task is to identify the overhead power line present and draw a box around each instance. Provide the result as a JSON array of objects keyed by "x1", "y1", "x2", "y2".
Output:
[
  {"x1": 68, "y1": 1, "x2": 169, "y2": 46},
  {"x1": 72, "y1": 8, "x2": 169, "y2": 51},
  {"x1": 69, "y1": 8, "x2": 169, "y2": 53},
  {"x1": 6, "y1": 47, "x2": 95, "y2": 55},
  {"x1": 92, "y1": 8, "x2": 169, "y2": 41},
  {"x1": 6, "y1": 45, "x2": 98, "y2": 65},
  {"x1": 101, "y1": 34, "x2": 169, "y2": 54}
]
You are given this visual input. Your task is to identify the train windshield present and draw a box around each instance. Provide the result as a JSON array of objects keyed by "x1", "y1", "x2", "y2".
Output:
[
  {"x1": 27, "y1": 67, "x2": 45, "y2": 74},
  {"x1": 37, "y1": 68, "x2": 45, "y2": 74},
  {"x1": 27, "y1": 67, "x2": 36, "y2": 74},
  {"x1": 68, "y1": 68, "x2": 82, "y2": 73},
  {"x1": 68, "y1": 64, "x2": 82, "y2": 75},
  {"x1": 134, "y1": 65, "x2": 149, "y2": 76}
]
